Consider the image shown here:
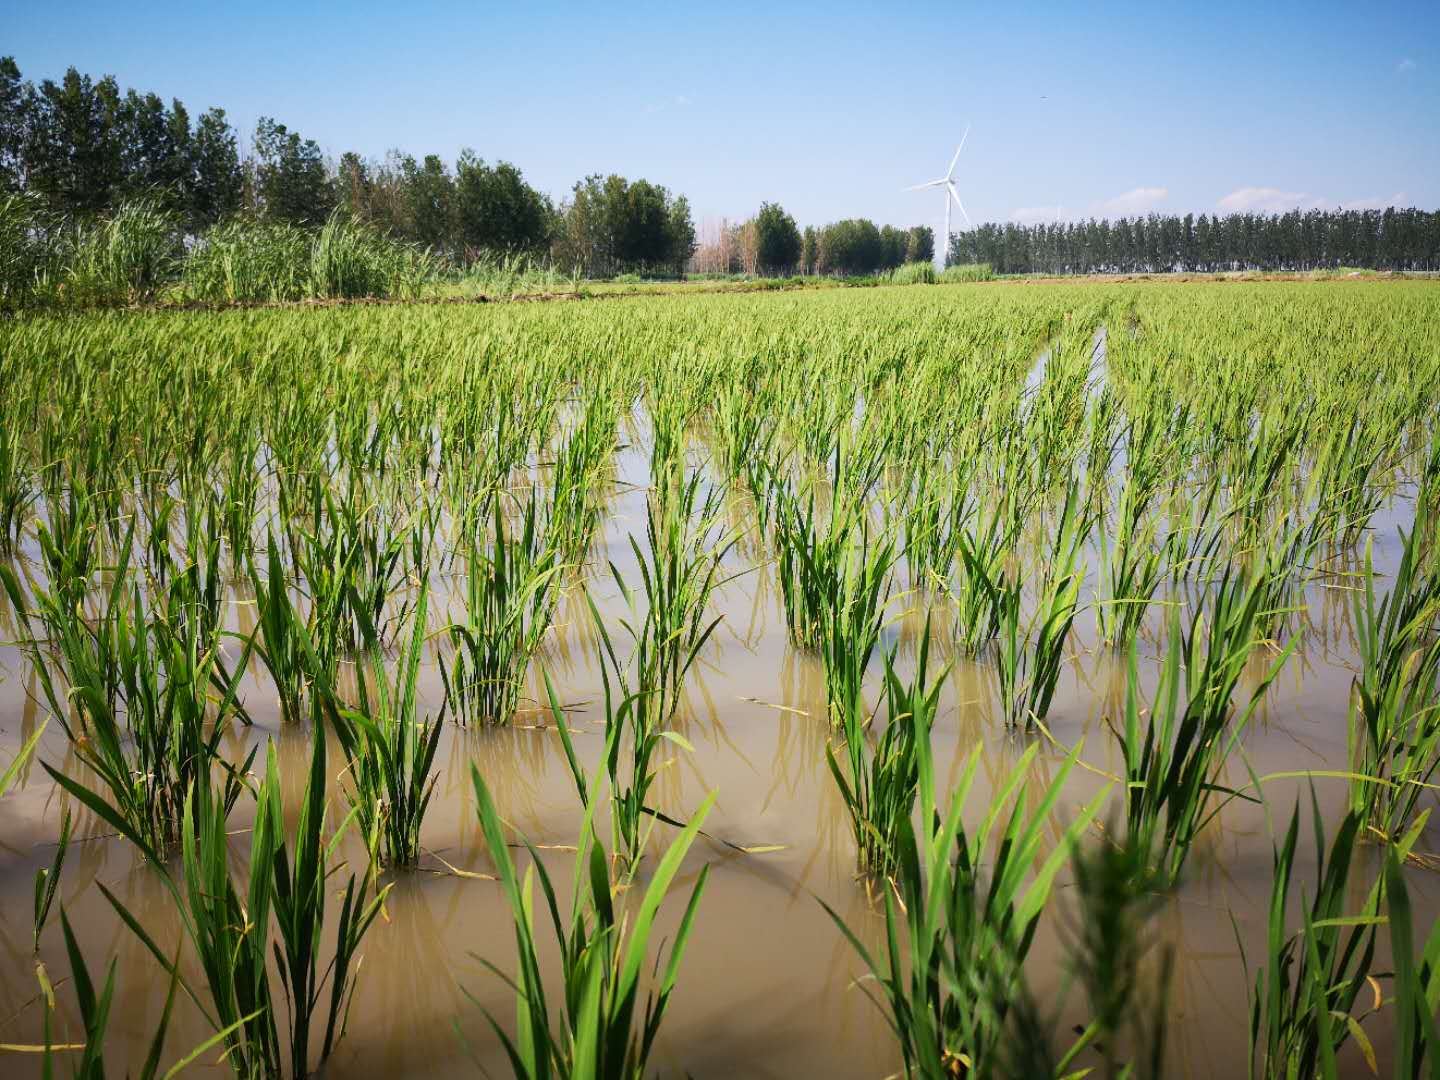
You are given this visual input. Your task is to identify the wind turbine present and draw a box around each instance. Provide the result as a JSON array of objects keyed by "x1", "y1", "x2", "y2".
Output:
[{"x1": 904, "y1": 127, "x2": 971, "y2": 273}]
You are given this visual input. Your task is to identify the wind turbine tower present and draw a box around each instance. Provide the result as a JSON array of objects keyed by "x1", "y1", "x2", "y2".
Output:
[{"x1": 904, "y1": 128, "x2": 972, "y2": 273}]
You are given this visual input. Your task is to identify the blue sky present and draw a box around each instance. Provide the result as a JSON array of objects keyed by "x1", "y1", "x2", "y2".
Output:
[{"x1": 5, "y1": 1, "x2": 1437, "y2": 238}]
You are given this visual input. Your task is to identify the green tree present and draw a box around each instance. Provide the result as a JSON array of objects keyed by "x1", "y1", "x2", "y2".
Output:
[
  {"x1": 252, "y1": 117, "x2": 333, "y2": 225},
  {"x1": 403, "y1": 153, "x2": 455, "y2": 250},
  {"x1": 0, "y1": 57, "x2": 29, "y2": 193},
  {"x1": 667, "y1": 193, "x2": 696, "y2": 272},
  {"x1": 187, "y1": 107, "x2": 241, "y2": 229},
  {"x1": 454, "y1": 151, "x2": 550, "y2": 257},
  {"x1": 905, "y1": 225, "x2": 934, "y2": 264},
  {"x1": 800, "y1": 225, "x2": 817, "y2": 275},
  {"x1": 817, "y1": 218, "x2": 882, "y2": 275},
  {"x1": 23, "y1": 68, "x2": 124, "y2": 214},
  {"x1": 754, "y1": 201, "x2": 801, "y2": 274}
]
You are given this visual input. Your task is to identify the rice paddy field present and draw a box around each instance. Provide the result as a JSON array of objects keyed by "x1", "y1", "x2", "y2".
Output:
[{"x1": 2, "y1": 279, "x2": 1440, "y2": 1078}]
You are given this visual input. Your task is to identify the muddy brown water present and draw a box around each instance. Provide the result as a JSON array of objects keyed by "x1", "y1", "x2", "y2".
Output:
[{"x1": 1, "y1": 448, "x2": 1438, "y2": 1079}]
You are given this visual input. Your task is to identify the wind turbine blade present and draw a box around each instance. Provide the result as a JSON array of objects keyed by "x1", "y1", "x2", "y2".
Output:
[
  {"x1": 946, "y1": 126, "x2": 970, "y2": 179},
  {"x1": 947, "y1": 183, "x2": 972, "y2": 229},
  {"x1": 903, "y1": 179, "x2": 947, "y2": 191}
]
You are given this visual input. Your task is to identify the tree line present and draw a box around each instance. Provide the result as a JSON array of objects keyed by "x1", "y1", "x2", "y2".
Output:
[
  {"x1": 948, "y1": 208, "x2": 1440, "y2": 275},
  {"x1": 0, "y1": 57, "x2": 695, "y2": 274},
  {"x1": 692, "y1": 205, "x2": 934, "y2": 276}
]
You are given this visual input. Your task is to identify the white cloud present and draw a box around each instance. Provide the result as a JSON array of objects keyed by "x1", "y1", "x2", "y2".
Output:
[
  {"x1": 1341, "y1": 191, "x2": 1409, "y2": 211},
  {"x1": 1219, "y1": 187, "x2": 1411, "y2": 213},
  {"x1": 1398, "y1": 57, "x2": 1417, "y2": 74},
  {"x1": 1217, "y1": 186, "x2": 1320, "y2": 212},
  {"x1": 1094, "y1": 186, "x2": 1168, "y2": 215},
  {"x1": 1011, "y1": 205, "x2": 1065, "y2": 225}
]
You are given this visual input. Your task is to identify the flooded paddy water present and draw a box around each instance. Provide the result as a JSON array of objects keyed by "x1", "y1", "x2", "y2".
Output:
[{"x1": 2, "y1": 281, "x2": 1440, "y2": 1078}]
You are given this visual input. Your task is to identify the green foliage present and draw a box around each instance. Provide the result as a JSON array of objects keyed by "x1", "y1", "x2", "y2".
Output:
[
  {"x1": 442, "y1": 491, "x2": 562, "y2": 725},
  {"x1": 1347, "y1": 528, "x2": 1440, "y2": 844},
  {"x1": 467, "y1": 768, "x2": 713, "y2": 1080},
  {"x1": 1239, "y1": 797, "x2": 1410, "y2": 1080},
  {"x1": 826, "y1": 616, "x2": 948, "y2": 877},
  {"x1": 753, "y1": 201, "x2": 802, "y2": 274},
  {"x1": 1120, "y1": 568, "x2": 1296, "y2": 885},
  {"x1": 938, "y1": 262, "x2": 994, "y2": 282},
  {"x1": 889, "y1": 260, "x2": 936, "y2": 284},
  {"x1": 97, "y1": 734, "x2": 389, "y2": 1079},
  {"x1": 822, "y1": 740, "x2": 1107, "y2": 1077},
  {"x1": 328, "y1": 583, "x2": 445, "y2": 868}
]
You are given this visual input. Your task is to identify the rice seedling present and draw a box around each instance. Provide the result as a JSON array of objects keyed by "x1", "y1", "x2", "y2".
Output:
[
  {"x1": 1237, "y1": 795, "x2": 1416, "y2": 1080},
  {"x1": 327, "y1": 583, "x2": 445, "y2": 867},
  {"x1": 0, "y1": 719, "x2": 46, "y2": 797},
  {"x1": 1382, "y1": 849, "x2": 1440, "y2": 1079},
  {"x1": 250, "y1": 537, "x2": 317, "y2": 726},
  {"x1": 998, "y1": 482, "x2": 1088, "y2": 729},
  {"x1": 815, "y1": 516, "x2": 897, "y2": 736},
  {"x1": 466, "y1": 766, "x2": 713, "y2": 1080},
  {"x1": 1119, "y1": 567, "x2": 1296, "y2": 884},
  {"x1": 826, "y1": 616, "x2": 948, "y2": 878},
  {"x1": 822, "y1": 739, "x2": 1107, "y2": 1078},
  {"x1": 588, "y1": 466, "x2": 734, "y2": 868},
  {"x1": 32, "y1": 807, "x2": 69, "y2": 952},
  {"x1": 3, "y1": 908, "x2": 250, "y2": 1080},
  {"x1": 4, "y1": 539, "x2": 255, "y2": 857},
  {"x1": 0, "y1": 421, "x2": 33, "y2": 552},
  {"x1": 1347, "y1": 529, "x2": 1440, "y2": 846},
  {"x1": 95, "y1": 733, "x2": 389, "y2": 1080},
  {"x1": 443, "y1": 492, "x2": 562, "y2": 726}
]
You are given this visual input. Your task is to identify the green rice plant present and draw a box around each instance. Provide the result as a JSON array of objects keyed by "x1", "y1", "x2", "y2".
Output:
[
  {"x1": 1238, "y1": 797, "x2": 1411, "y2": 1080},
  {"x1": 96, "y1": 733, "x2": 389, "y2": 1080},
  {"x1": 772, "y1": 457, "x2": 881, "y2": 651},
  {"x1": 32, "y1": 807, "x2": 70, "y2": 952},
  {"x1": 7, "y1": 908, "x2": 250, "y2": 1080},
  {"x1": 1120, "y1": 568, "x2": 1297, "y2": 885},
  {"x1": 713, "y1": 374, "x2": 777, "y2": 487},
  {"x1": 443, "y1": 491, "x2": 562, "y2": 725},
  {"x1": 1383, "y1": 849, "x2": 1440, "y2": 1080},
  {"x1": 899, "y1": 463, "x2": 974, "y2": 589},
  {"x1": 0, "y1": 420, "x2": 33, "y2": 551},
  {"x1": 1060, "y1": 834, "x2": 1174, "y2": 1079},
  {"x1": 826, "y1": 616, "x2": 948, "y2": 878},
  {"x1": 466, "y1": 767, "x2": 713, "y2": 1080},
  {"x1": 950, "y1": 498, "x2": 1016, "y2": 655},
  {"x1": 288, "y1": 476, "x2": 408, "y2": 656},
  {"x1": 547, "y1": 396, "x2": 616, "y2": 566},
  {"x1": 1096, "y1": 423, "x2": 1173, "y2": 649},
  {"x1": 588, "y1": 467, "x2": 733, "y2": 868},
  {"x1": 4, "y1": 541, "x2": 255, "y2": 857},
  {"x1": 1347, "y1": 529, "x2": 1440, "y2": 845},
  {"x1": 816, "y1": 516, "x2": 897, "y2": 735},
  {"x1": 999, "y1": 483, "x2": 1088, "y2": 729},
  {"x1": 250, "y1": 537, "x2": 315, "y2": 726},
  {"x1": 0, "y1": 718, "x2": 46, "y2": 796},
  {"x1": 327, "y1": 583, "x2": 444, "y2": 867},
  {"x1": 822, "y1": 739, "x2": 1107, "y2": 1078}
]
